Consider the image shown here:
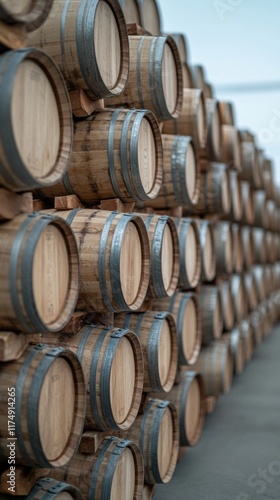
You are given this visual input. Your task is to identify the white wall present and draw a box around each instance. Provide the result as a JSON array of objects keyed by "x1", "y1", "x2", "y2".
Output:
[{"x1": 158, "y1": 0, "x2": 280, "y2": 184}]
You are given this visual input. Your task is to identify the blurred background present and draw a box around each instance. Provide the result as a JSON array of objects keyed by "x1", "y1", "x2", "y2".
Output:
[{"x1": 158, "y1": 0, "x2": 280, "y2": 184}]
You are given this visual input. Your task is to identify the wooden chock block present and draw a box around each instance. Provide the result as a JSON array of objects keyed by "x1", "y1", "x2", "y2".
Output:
[
  {"x1": 126, "y1": 23, "x2": 152, "y2": 36},
  {"x1": 69, "y1": 89, "x2": 104, "y2": 118},
  {"x1": 100, "y1": 198, "x2": 135, "y2": 213},
  {"x1": 0, "y1": 332, "x2": 28, "y2": 362},
  {"x1": 0, "y1": 189, "x2": 32, "y2": 220},
  {"x1": 79, "y1": 432, "x2": 104, "y2": 454},
  {"x1": 54, "y1": 194, "x2": 84, "y2": 210}
]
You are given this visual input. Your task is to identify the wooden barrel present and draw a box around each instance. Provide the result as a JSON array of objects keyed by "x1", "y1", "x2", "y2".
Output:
[
  {"x1": 200, "y1": 163, "x2": 230, "y2": 215},
  {"x1": 214, "y1": 222, "x2": 234, "y2": 275},
  {"x1": 182, "y1": 62, "x2": 194, "y2": 88},
  {"x1": 138, "y1": 213, "x2": 179, "y2": 299},
  {"x1": 196, "y1": 220, "x2": 216, "y2": 282},
  {"x1": 0, "y1": 212, "x2": 79, "y2": 333},
  {"x1": 239, "y1": 141, "x2": 261, "y2": 188},
  {"x1": 263, "y1": 158, "x2": 275, "y2": 200},
  {"x1": 0, "y1": 0, "x2": 53, "y2": 31},
  {"x1": 241, "y1": 226, "x2": 254, "y2": 269},
  {"x1": 219, "y1": 102, "x2": 235, "y2": 126},
  {"x1": 252, "y1": 228, "x2": 266, "y2": 264},
  {"x1": 138, "y1": 135, "x2": 199, "y2": 210},
  {"x1": 204, "y1": 81, "x2": 214, "y2": 99},
  {"x1": 152, "y1": 292, "x2": 201, "y2": 366},
  {"x1": 152, "y1": 371, "x2": 205, "y2": 447},
  {"x1": 174, "y1": 218, "x2": 201, "y2": 289},
  {"x1": 28, "y1": 0, "x2": 129, "y2": 99},
  {"x1": 251, "y1": 266, "x2": 267, "y2": 303},
  {"x1": 244, "y1": 271, "x2": 258, "y2": 311},
  {"x1": 221, "y1": 125, "x2": 241, "y2": 170},
  {"x1": 162, "y1": 89, "x2": 207, "y2": 152},
  {"x1": 106, "y1": 35, "x2": 182, "y2": 121},
  {"x1": 254, "y1": 190, "x2": 268, "y2": 228},
  {"x1": 230, "y1": 274, "x2": 248, "y2": 322},
  {"x1": 249, "y1": 310, "x2": 263, "y2": 346},
  {"x1": 203, "y1": 98, "x2": 222, "y2": 162},
  {"x1": 168, "y1": 33, "x2": 189, "y2": 63},
  {"x1": 114, "y1": 311, "x2": 178, "y2": 393},
  {"x1": 137, "y1": 0, "x2": 161, "y2": 34},
  {"x1": 232, "y1": 223, "x2": 244, "y2": 273},
  {"x1": 266, "y1": 200, "x2": 277, "y2": 232},
  {"x1": 239, "y1": 320, "x2": 254, "y2": 363},
  {"x1": 0, "y1": 48, "x2": 72, "y2": 192},
  {"x1": 191, "y1": 64, "x2": 206, "y2": 90},
  {"x1": 51, "y1": 436, "x2": 144, "y2": 499},
  {"x1": 198, "y1": 286, "x2": 223, "y2": 345},
  {"x1": 40, "y1": 325, "x2": 143, "y2": 431},
  {"x1": 191, "y1": 342, "x2": 233, "y2": 397},
  {"x1": 43, "y1": 209, "x2": 150, "y2": 312},
  {"x1": 240, "y1": 181, "x2": 254, "y2": 225},
  {"x1": 266, "y1": 231, "x2": 277, "y2": 264},
  {"x1": 118, "y1": 0, "x2": 141, "y2": 24},
  {"x1": 0, "y1": 344, "x2": 85, "y2": 468},
  {"x1": 117, "y1": 398, "x2": 179, "y2": 484},
  {"x1": 142, "y1": 484, "x2": 156, "y2": 500},
  {"x1": 25, "y1": 478, "x2": 83, "y2": 499},
  {"x1": 219, "y1": 280, "x2": 234, "y2": 331},
  {"x1": 223, "y1": 330, "x2": 244, "y2": 375},
  {"x1": 37, "y1": 108, "x2": 163, "y2": 205},
  {"x1": 229, "y1": 171, "x2": 242, "y2": 221}
]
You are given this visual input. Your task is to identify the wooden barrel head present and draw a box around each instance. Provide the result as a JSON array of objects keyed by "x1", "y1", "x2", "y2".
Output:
[
  {"x1": 138, "y1": 117, "x2": 156, "y2": 194},
  {"x1": 110, "y1": 447, "x2": 136, "y2": 500},
  {"x1": 1, "y1": 0, "x2": 33, "y2": 16},
  {"x1": 157, "y1": 406, "x2": 173, "y2": 479},
  {"x1": 120, "y1": 221, "x2": 143, "y2": 306},
  {"x1": 182, "y1": 296, "x2": 198, "y2": 361},
  {"x1": 158, "y1": 319, "x2": 172, "y2": 388},
  {"x1": 186, "y1": 141, "x2": 197, "y2": 204},
  {"x1": 222, "y1": 170, "x2": 231, "y2": 214},
  {"x1": 162, "y1": 42, "x2": 178, "y2": 116},
  {"x1": 161, "y1": 223, "x2": 174, "y2": 291},
  {"x1": 186, "y1": 377, "x2": 201, "y2": 444},
  {"x1": 120, "y1": 0, "x2": 141, "y2": 24},
  {"x1": 12, "y1": 59, "x2": 60, "y2": 180},
  {"x1": 139, "y1": 0, "x2": 161, "y2": 34},
  {"x1": 110, "y1": 337, "x2": 136, "y2": 425},
  {"x1": 94, "y1": 1, "x2": 121, "y2": 90},
  {"x1": 33, "y1": 224, "x2": 70, "y2": 326},
  {"x1": 38, "y1": 357, "x2": 75, "y2": 462},
  {"x1": 185, "y1": 223, "x2": 199, "y2": 287}
]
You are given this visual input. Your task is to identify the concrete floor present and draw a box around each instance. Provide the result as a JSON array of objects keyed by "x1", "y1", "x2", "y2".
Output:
[{"x1": 154, "y1": 326, "x2": 280, "y2": 500}]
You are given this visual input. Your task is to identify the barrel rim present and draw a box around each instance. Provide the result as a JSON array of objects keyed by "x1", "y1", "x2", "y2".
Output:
[
  {"x1": 0, "y1": 0, "x2": 54, "y2": 31},
  {"x1": 27, "y1": 477, "x2": 84, "y2": 499},
  {"x1": 179, "y1": 371, "x2": 205, "y2": 447},
  {"x1": 176, "y1": 218, "x2": 202, "y2": 289}
]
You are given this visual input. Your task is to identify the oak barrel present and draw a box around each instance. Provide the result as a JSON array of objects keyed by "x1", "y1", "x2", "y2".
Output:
[
  {"x1": 249, "y1": 310, "x2": 263, "y2": 346},
  {"x1": 0, "y1": 212, "x2": 79, "y2": 333},
  {"x1": 174, "y1": 218, "x2": 201, "y2": 289},
  {"x1": 239, "y1": 141, "x2": 261, "y2": 188},
  {"x1": 138, "y1": 135, "x2": 199, "y2": 210},
  {"x1": 0, "y1": 0, "x2": 53, "y2": 31},
  {"x1": 200, "y1": 163, "x2": 230, "y2": 215},
  {"x1": 254, "y1": 190, "x2": 268, "y2": 228},
  {"x1": 223, "y1": 330, "x2": 244, "y2": 376},
  {"x1": 219, "y1": 101, "x2": 235, "y2": 126},
  {"x1": 251, "y1": 266, "x2": 267, "y2": 303},
  {"x1": 162, "y1": 89, "x2": 207, "y2": 152},
  {"x1": 196, "y1": 220, "x2": 216, "y2": 282},
  {"x1": 37, "y1": 108, "x2": 162, "y2": 205},
  {"x1": 241, "y1": 226, "x2": 254, "y2": 269},
  {"x1": 219, "y1": 280, "x2": 234, "y2": 331},
  {"x1": 0, "y1": 48, "x2": 72, "y2": 192},
  {"x1": 230, "y1": 274, "x2": 248, "y2": 322},
  {"x1": 244, "y1": 271, "x2": 258, "y2": 312},
  {"x1": 191, "y1": 64, "x2": 206, "y2": 90},
  {"x1": 229, "y1": 171, "x2": 242, "y2": 222},
  {"x1": 221, "y1": 125, "x2": 241, "y2": 170},
  {"x1": 51, "y1": 436, "x2": 144, "y2": 499},
  {"x1": 239, "y1": 320, "x2": 254, "y2": 363},
  {"x1": 232, "y1": 223, "x2": 244, "y2": 273},
  {"x1": 152, "y1": 292, "x2": 201, "y2": 366},
  {"x1": 240, "y1": 181, "x2": 254, "y2": 225},
  {"x1": 40, "y1": 325, "x2": 143, "y2": 431},
  {"x1": 29, "y1": 0, "x2": 129, "y2": 99},
  {"x1": 138, "y1": 213, "x2": 179, "y2": 299},
  {"x1": 44, "y1": 209, "x2": 150, "y2": 312},
  {"x1": 168, "y1": 33, "x2": 189, "y2": 63},
  {"x1": 137, "y1": 0, "x2": 161, "y2": 34},
  {"x1": 151, "y1": 371, "x2": 205, "y2": 447},
  {"x1": 118, "y1": 0, "x2": 141, "y2": 24},
  {"x1": 214, "y1": 222, "x2": 234, "y2": 275},
  {"x1": 107, "y1": 35, "x2": 182, "y2": 121},
  {"x1": 252, "y1": 228, "x2": 266, "y2": 264},
  {"x1": 26, "y1": 478, "x2": 83, "y2": 499},
  {"x1": 198, "y1": 286, "x2": 223, "y2": 344},
  {"x1": 117, "y1": 398, "x2": 179, "y2": 484},
  {"x1": 192, "y1": 342, "x2": 233, "y2": 397},
  {"x1": 203, "y1": 98, "x2": 222, "y2": 162},
  {"x1": 114, "y1": 311, "x2": 178, "y2": 393},
  {"x1": 0, "y1": 344, "x2": 85, "y2": 468}
]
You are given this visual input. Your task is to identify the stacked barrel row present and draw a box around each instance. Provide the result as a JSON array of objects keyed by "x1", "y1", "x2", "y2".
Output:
[{"x1": 0, "y1": 0, "x2": 279, "y2": 499}]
